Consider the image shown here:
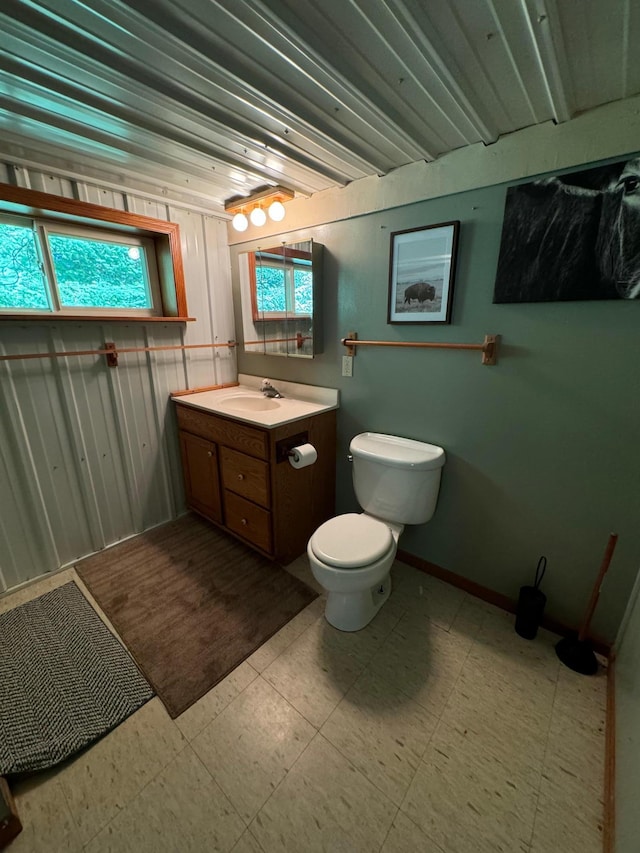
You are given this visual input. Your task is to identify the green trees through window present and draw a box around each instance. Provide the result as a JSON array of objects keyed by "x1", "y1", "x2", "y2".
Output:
[
  {"x1": 255, "y1": 256, "x2": 312, "y2": 316},
  {"x1": 0, "y1": 216, "x2": 155, "y2": 313},
  {"x1": 0, "y1": 220, "x2": 49, "y2": 309},
  {"x1": 49, "y1": 234, "x2": 150, "y2": 309}
]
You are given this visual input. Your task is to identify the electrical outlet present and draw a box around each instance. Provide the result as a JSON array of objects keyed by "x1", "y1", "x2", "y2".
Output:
[{"x1": 342, "y1": 355, "x2": 353, "y2": 377}]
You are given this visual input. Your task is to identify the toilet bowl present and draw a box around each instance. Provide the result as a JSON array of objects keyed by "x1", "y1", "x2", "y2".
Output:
[
  {"x1": 308, "y1": 432, "x2": 446, "y2": 632},
  {"x1": 308, "y1": 513, "x2": 402, "y2": 632}
]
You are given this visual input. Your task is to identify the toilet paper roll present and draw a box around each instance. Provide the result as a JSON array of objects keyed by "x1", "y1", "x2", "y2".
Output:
[{"x1": 288, "y1": 443, "x2": 317, "y2": 469}]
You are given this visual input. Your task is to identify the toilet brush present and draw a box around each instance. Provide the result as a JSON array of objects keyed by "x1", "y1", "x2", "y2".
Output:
[{"x1": 555, "y1": 532, "x2": 618, "y2": 675}]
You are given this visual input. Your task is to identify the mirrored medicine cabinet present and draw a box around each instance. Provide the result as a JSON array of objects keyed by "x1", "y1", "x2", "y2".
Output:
[{"x1": 237, "y1": 239, "x2": 322, "y2": 358}]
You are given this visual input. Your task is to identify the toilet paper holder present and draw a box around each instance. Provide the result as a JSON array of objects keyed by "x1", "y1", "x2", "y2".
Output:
[{"x1": 275, "y1": 431, "x2": 309, "y2": 463}]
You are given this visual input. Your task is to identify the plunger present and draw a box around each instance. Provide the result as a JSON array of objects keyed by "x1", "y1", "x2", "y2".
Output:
[{"x1": 555, "y1": 532, "x2": 618, "y2": 675}]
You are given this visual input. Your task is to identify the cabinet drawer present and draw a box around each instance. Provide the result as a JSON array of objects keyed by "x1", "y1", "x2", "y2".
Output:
[
  {"x1": 224, "y1": 491, "x2": 272, "y2": 554},
  {"x1": 220, "y1": 446, "x2": 270, "y2": 508},
  {"x1": 175, "y1": 404, "x2": 268, "y2": 460}
]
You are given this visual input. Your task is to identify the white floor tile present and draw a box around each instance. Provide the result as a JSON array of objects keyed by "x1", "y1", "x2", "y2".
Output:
[
  {"x1": 191, "y1": 677, "x2": 315, "y2": 822},
  {"x1": 55, "y1": 697, "x2": 185, "y2": 845},
  {"x1": 401, "y1": 719, "x2": 538, "y2": 853},
  {"x1": 321, "y1": 668, "x2": 437, "y2": 804},
  {"x1": 1, "y1": 571, "x2": 606, "y2": 853},
  {"x1": 262, "y1": 604, "x2": 400, "y2": 727},
  {"x1": 249, "y1": 735, "x2": 397, "y2": 853},
  {"x1": 380, "y1": 811, "x2": 446, "y2": 853},
  {"x1": 231, "y1": 830, "x2": 266, "y2": 853},
  {"x1": 368, "y1": 615, "x2": 471, "y2": 717},
  {"x1": 85, "y1": 746, "x2": 244, "y2": 852},
  {"x1": 246, "y1": 597, "x2": 325, "y2": 673},
  {"x1": 175, "y1": 661, "x2": 258, "y2": 742},
  {"x1": 543, "y1": 706, "x2": 605, "y2": 801},
  {"x1": 554, "y1": 661, "x2": 608, "y2": 727},
  {"x1": 390, "y1": 565, "x2": 465, "y2": 630},
  {"x1": 9, "y1": 771, "x2": 83, "y2": 853},
  {"x1": 530, "y1": 774, "x2": 603, "y2": 853}
]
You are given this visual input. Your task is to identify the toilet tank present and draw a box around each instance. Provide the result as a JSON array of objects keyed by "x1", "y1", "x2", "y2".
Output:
[{"x1": 350, "y1": 432, "x2": 445, "y2": 525}]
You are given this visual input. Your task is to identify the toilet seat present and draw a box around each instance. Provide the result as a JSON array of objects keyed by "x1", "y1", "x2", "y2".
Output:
[{"x1": 309, "y1": 513, "x2": 393, "y2": 568}]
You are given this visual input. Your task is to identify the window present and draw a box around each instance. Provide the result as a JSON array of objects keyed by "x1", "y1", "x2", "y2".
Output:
[
  {"x1": 251, "y1": 245, "x2": 313, "y2": 320},
  {"x1": 0, "y1": 182, "x2": 190, "y2": 321},
  {"x1": 0, "y1": 216, "x2": 48, "y2": 310},
  {"x1": 0, "y1": 215, "x2": 160, "y2": 315}
]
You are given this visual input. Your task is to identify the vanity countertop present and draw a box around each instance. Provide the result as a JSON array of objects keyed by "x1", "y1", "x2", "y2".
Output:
[{"x1": 171, "y1": 374, "x2": 339, "y2": 429}]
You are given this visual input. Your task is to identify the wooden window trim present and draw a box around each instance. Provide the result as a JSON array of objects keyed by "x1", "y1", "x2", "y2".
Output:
[
  {"x1": 0, "y1": 182, "x2": 194, "y2": 322},
  {"x1": 248, "y1": 251, "x2": 260, "y2": 323}
]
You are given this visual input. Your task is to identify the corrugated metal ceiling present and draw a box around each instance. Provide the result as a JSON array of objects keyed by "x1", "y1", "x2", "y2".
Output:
[{"x1": 0, "y1": 0, "x2": 637, "y2": 213}]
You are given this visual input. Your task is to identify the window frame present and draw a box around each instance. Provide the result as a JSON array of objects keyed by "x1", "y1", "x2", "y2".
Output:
[
  {"x1": 250, "y1": 245, "x2": 313, "y2": 322},
  {"x1": 0, "y1": 182, "x2": 192, "y2": 322},
  {"x1": 41, "y1": 221, "x2": 161, "y2": 316}
]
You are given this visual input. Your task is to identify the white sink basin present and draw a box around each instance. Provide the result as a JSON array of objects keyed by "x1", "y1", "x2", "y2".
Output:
[
  {"x1": 216, "y1": 394, "x2": 280, "y2": 412},
  {"x1": 172, "y1": 376, "x2": 338, "y2": 429}
]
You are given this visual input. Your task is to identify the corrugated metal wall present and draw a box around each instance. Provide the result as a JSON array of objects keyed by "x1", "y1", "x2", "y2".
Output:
[{"x1": 0, "y1": 162, "x2": 236, "y2": 592}]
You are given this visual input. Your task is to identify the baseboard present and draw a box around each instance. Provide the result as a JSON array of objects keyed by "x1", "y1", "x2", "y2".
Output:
[
  {"x1": 396, "y1": 548, "x2": 611, "y2": 657},
  {"x1": 604, "y1": 651, "x2": 616, "y2": 853}
]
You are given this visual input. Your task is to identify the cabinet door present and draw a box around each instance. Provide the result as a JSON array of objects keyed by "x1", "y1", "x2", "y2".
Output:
[{"x1": 179, "y1": 431, "x2": 222, "y2": 524}]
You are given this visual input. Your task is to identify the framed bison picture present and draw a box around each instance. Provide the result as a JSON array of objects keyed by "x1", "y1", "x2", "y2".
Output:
[{"x1": 387, "y1": 221, "x2": 459, "y2": 324}]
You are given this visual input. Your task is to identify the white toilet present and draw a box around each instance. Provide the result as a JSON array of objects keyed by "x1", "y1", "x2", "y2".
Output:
[{"x1": 307, "y1": 432, "x2": 445, "y2": 632}]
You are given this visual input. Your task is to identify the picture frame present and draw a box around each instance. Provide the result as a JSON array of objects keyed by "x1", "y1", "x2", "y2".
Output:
[
  {"x1": 387, "y1": 221, "x2": 460, "y2": 324},
  {"x1": 493, "y1": 156, "x2": 640, "y2": 303}
]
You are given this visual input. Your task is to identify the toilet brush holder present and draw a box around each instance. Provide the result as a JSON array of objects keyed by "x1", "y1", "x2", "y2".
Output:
[{"x1": 515, "y1": 556, "x2": 547, "y2": 640}]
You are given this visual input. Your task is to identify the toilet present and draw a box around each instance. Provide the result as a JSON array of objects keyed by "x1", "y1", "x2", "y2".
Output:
[{"x1": 307, "y1": 432, "x2": 445, "y2": 632}]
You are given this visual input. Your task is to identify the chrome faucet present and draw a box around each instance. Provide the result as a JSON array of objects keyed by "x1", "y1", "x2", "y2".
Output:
[{"x1": 261, "y1": 378, "x2": 284, "y2": 398}]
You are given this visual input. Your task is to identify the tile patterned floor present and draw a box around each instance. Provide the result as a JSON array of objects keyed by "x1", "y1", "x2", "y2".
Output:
[{"x1": 1, "y1": 558, "x2": 606, "y2": 852}]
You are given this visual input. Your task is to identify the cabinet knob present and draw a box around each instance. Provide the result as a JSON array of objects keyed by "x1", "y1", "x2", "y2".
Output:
[
  {"x1": 237, "y1": 473, "x2": 245, "y2": 480},
  {"x1": 207, "y1": 451, "x2": 213, "y2": 457},
  {"x1": 241, "y1": 518, "x2": 248, "y2": 526}
]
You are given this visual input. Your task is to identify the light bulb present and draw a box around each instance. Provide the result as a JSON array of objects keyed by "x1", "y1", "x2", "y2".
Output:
[
  {"x1": 268, "y1": 200, "x2": 286, "y2": 222},
  {"x1": 250, "y1": 206, "x2": 267, "y2": 226},
  {"x1": 232, "y1": 212, "x2": 248, "y2": 232}
]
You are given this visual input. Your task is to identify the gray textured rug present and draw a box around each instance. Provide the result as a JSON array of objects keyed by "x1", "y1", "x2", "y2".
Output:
[{"x1": 0, "y1": 582, "x2": 153, "y2": 775}]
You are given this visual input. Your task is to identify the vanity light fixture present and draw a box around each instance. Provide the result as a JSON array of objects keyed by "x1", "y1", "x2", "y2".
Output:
[
  {"x1": 249, "y1": 206, "x2": 267, "y2": 227},
  {"x1": 268, "y1": 200, "x2": 286, "y2": 222},
  {"x1": 225, "y1": 185, "x2": 294, "y2": 232},
  {"x1": 232, "y1": 211, "x2": 249, "y2": 232}
]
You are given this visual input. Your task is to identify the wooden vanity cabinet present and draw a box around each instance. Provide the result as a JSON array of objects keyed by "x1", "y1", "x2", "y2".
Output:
[{"x1": 175, "y1": 402, "x2": 336, "y2": 564}]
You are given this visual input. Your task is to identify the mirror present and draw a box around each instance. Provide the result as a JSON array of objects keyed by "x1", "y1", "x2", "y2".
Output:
[{"x1": 238, "y1": 239, "x2": 322, "y2": 358}]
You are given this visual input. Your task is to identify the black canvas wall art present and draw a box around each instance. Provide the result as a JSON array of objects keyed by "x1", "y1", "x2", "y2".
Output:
[{"x1": 493, "y1": 157, "x2": 640, "y2": 303}]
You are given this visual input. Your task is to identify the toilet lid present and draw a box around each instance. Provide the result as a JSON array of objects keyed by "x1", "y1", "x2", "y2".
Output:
[{"x1": 310, "y1": 513, "x2": 393, "y2": 569}]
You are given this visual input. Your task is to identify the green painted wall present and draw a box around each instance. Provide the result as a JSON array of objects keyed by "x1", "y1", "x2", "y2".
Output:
[{"x1": 233, "y1": 171, "x2": 639, "y2": 642}]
